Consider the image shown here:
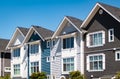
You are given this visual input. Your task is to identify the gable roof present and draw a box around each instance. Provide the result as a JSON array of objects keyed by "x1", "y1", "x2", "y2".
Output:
[
  {"x1": 18, "y1": 27, "x2": 29, "y2": 36},
  {"x1": 32, "y1": 26, "x2": 54, "y2": 39},
  {"x1": 23, "y1": 25, "x2": 54, "y2": 43},
  {"x1": 52, "y1": 16, "x2": 83, "y2": 38},
  {"x1": 6, "y1": 27, "x2": 29, "y2": 49},
  {"x1": 99, "y1": 2, "x2": 120, "y2": 21},
  {"x1": 0, "y1": 38, "x2": 9, "y2": 52},
  {"x1": 81, "y1": 2, "x2": 120, "y2": 29}
]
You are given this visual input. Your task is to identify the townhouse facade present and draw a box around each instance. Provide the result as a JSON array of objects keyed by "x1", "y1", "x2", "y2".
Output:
[
  {"x1": 0, "y1": 38, "x2": 10, "y2": 77},
  {"x1": 5, "y1": 2, "x2": 120, "y2": 79},
  {"x1": 51, "y1": 16, "x2": 84, "y2": 79},
  {"x1": 81, "y1": 3, "x2": 120, "y2": 79},
  {"x1": 7, "y1": 26, "x2": 54, "y2": 79}
]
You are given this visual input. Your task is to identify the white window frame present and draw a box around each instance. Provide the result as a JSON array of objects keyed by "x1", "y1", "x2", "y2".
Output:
[
  {"x1": 51, "y1": 56, "x2": 56, "y2": 61},
  {"x1": 30, "y1": 61, "x2": 39, "y2": 74},
  {"x1": 115, "y1": 51, "x2": 120, "y2": 61},
  {"x1": 62, "y1": 57, "x2": 74, "y2": 74},
  {"x1": 86, "y1": 53, "x2": 105, "y2": 72},
  {"x1": 46, "y1": 56, "x2": 50, "y2": 62},
  {"x1": 13, "y1": 64, "x2": 20, "y2": 75},
  {"x1": 13, "y1": 48, "x2": 20, "y2": 58},
  {"x1": 52, "y1": 39, "x2": 56, "y2": 47},
  {"x1": 29, "y1": 43, "x2": 39, "y2": 54},
  {"x1": 47, "y1": 40, "x2": 50, "y2": 48},
  {"x1": 86, "y1": 31, "x2": 105, "y2": 47},
  {"x1": 4, "y1": 67, "x2": 11, "y2": 72},
  {"x1": 108, "y1": 28, "x2": 114, "y2": 42}
]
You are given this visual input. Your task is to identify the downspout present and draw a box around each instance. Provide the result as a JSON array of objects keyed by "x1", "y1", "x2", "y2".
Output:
[{"x1": 27, "y1": 44, "x2": 30, "y2": 79}]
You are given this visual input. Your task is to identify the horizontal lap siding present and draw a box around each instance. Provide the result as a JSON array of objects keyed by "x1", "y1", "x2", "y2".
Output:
[
  {"x1": 51, "y1": 55, "x2": 61, "y2": 79},
  {"x1": 41, "y1": 41, "x2": 50, "y2": 74}
]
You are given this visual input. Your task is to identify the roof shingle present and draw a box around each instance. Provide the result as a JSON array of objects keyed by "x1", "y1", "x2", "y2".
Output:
[{"x1": 32, "y1": 25, "x2": 54, "y2": 39}]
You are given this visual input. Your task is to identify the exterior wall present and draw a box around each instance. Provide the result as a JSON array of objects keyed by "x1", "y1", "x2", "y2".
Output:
[
  {"x1": 14, "y1": 32, "x2": 24, "y2": 46},
  {"x1": 51, "y1": 38, "x2": 62, "y2": 79},
  {"x1": 41, "y1": 40, "x2": 50, "y2": 75},
  {"x1": 51, "y1": 22, "x2": 82, "y2": 79},
  {"x1": 84, "y1": 8, "x2": 120, "y2": 79},
  {"x1": 84, "y1": 50, "x2": 120, "y2": 79}
]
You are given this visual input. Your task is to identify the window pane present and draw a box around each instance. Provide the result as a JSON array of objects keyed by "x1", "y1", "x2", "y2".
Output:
[
  {"x1": 117, "y1": 53, "x2": 120, "y2": 59},
  {"x1": 71, "y1": 37, "x2": 74, "y2": 48},
  {"x1": 63, "y1": 39, "x2": 66, "y2": 49},
  {"x1": 63, "y1": 58, "x2": 74, "y2": 71}
]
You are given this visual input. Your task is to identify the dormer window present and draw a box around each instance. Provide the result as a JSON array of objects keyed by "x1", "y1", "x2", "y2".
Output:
[
  {"x1": 63, "y1": 37, "x2": 74, "y2": 49},
  {"x1": 86, "y1": 31, "x2": 105, "y2": 47}
]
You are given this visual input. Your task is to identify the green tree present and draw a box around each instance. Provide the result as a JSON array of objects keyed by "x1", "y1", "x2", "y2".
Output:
[
  {"x1": 69, "y1": 71, "x2": 85, "y2": 79},
  {"x1": 115, "y1": 72, "x2": 120, "y2": 79},
  {"x1": 30, "y1": 72, "x2": 47, "y2": 79}
]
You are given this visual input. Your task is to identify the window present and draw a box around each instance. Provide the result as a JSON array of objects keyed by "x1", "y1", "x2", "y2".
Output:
[
  {"x1": 87, "y1": 54, "x2": 105, "y2": 71},
  {"x1": 115, "y1": 51, "x2": 120, "y2": 61},
  {"x1": 52, "y1": 40, "x2": 56, "y2": 46},
  {"x1": 13, "y1": 48, "x2": 20, "y2": 57},
  {"x1": 87, "y1": 31, "x2": 105, "y2": 47},
  {"x1": 4, "y1": 67, "x2": 11, "y2": 72},
  {"x1": 63, "y1": 58, "x2": 74, "y2": 72},
  {"x1": 31, "y1": 62, "x2": 39, "y2": 73},
  {"x1": 47, "y1": 40, "x2": 50, "y2": 48},
  {"x1": 30, "y1": 44, "x2": 39, "y2": 54},
  {"x1": 63, "y1": 37, "x2": 74, "y2": 49},
  {"x1": 47, "y1": 56, "x2": 50, "y2": 62},
  {"x1": 14, "y1": 64, "x2": 20, "y2": 75},
  {"x1": 108, "y1": 28, "x2": 114, "y2": 42}
]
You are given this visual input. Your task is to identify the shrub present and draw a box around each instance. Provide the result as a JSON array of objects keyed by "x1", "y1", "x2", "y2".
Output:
[
  {"x1": 115, "y1": 72, "x2": 120, "y2": 79},
  {"x1": 30, "y1": 72, "x2": 47, "y2": 79},
  {"x1": 69, "y1": 71, "x2": 85, "y2": 79}
]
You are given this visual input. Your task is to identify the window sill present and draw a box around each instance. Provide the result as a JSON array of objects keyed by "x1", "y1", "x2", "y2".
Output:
[
  {"x1": 115, "y1": 59, "x2": 120, "y2": 61},
  {"x1": 87, "y1": 69, "x2": 105, "y2": 72},
  {"x1": 87, "y1": 44, "x2": 104, "y2": 48},
  {"x1": 62, "y1": 48, "x2": 75, "y2": 51},
  {"x1": 62, "y1": 71, "x2": 70, "y2": 74}
]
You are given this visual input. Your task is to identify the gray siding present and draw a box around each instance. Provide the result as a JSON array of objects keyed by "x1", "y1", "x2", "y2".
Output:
[{"x1": 84, "y1": 8, "x2": 120, "y2": 79}]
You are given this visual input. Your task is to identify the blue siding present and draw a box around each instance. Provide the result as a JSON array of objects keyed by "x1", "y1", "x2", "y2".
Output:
[
  {"x1": 41, "y1": 41, "x2": 50, "y2": 75},
  {"x1": 28, "y1": 31, "x2": 41, "y2": 42}
]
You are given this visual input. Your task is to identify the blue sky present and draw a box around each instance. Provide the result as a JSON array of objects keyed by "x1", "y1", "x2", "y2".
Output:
[{"x1": 0, "y1": 0, "x2": 120, "y2": 39}]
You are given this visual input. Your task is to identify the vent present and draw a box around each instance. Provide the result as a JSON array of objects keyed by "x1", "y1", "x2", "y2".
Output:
[{"x1": 99, "y1": 9, "x2": 103, "y2": 14}]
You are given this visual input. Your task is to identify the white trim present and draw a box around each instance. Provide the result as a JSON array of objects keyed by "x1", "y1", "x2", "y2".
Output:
[
  {"x1": 62, "y1": 57, "x2": 75, "y2": 74},
  {"x1": 6, "y1": 28, "x2": 25, "y2": 49},
  {"x1": 65, "y1": 16, "x2": 81, "y2": 33},
  {"x1": 80, "y1": 3, "x2": 120, "y2": 29},
  {"x1": 46, "y1": 56, "x2": 50, "y2": 62},
  {"x1": 23, "y1": 26, "x2": 44, "y2": 45},
  {"x1": 98, "y1": 4, "x2": 120, "y2": 23},
  {"x1": 115, "y1": 51, "x2": 120, "y2": 61},
  {"x1": 52, "y1": 16, "x2": 82, "y2": 39},
  {"x1": 52, "y1": 17, "x2": 66, "y2": 39},
  {"x1": 108, "y1": 28, "x2": 114, "y2": 42},
  {"x1": 86, "y1": 53, "x2": 105, "y2": 72},
  {"x1": 47, "y1": 40, "x2": 50, "y2": 48},
  {"x1": 86, "y1": 31, "x2": 105, "y2": 48}
]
